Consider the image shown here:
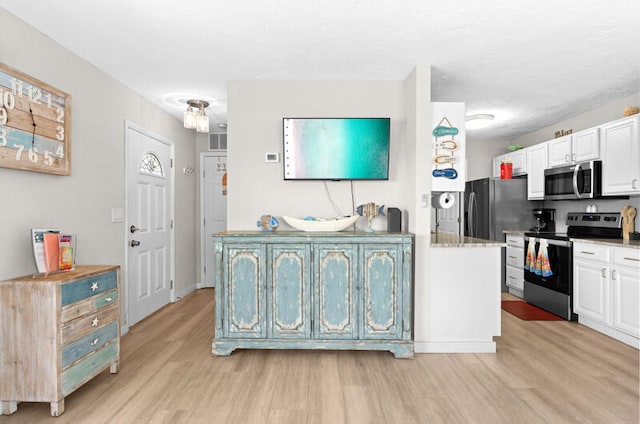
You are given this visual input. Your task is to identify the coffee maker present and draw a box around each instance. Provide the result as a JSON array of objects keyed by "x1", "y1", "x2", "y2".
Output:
[{"x1": 531, "y1": 208, "x2": 556, "y2": 233}]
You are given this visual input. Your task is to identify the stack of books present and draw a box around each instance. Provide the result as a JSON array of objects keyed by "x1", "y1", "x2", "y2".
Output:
[{"x1": 31, "y1": 229, "x2": 76, "y2": 275}]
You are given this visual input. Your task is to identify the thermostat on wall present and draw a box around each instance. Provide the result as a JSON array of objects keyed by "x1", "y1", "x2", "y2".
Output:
[{"x1": 265, "y1": 153, "x2": 280, "y2": 163}]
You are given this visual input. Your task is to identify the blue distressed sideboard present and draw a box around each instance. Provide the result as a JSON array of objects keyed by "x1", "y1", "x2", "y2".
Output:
[{"x1": 212, "y1": 231, "x2": 414, "y2": 358}]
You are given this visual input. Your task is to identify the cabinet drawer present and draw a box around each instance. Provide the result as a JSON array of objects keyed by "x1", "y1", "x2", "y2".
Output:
[
  {"x1": 62, "y1": 321, "x2": 118, "y2": 369},
  {"x1": 61, "y1": 341, "x2": 118, "y2": 396},
  {"x1": 506, "y1": 248, "x2": 524, "y2": 267},
  {"x1": 612, "y1": 248, "x2": 640, "y2": 267},
  {"x1": 506, "y1": 266, "x2": 524, "y2": 290},
  {"x1": 61, "y1": 289, "x2": 118, "y2": 323},
  {"x1": 574, "y1": 243, "x2": 610, "y2": 262},
  {"x1": 506, "y1": 235, "x2": 524, "y2": 248},
  {"x1": 61, "y1": 271, "x2": 117, "y2": 306},
  {"x1": 62, "y1": 303, "x2": 119, "y2": 344}
]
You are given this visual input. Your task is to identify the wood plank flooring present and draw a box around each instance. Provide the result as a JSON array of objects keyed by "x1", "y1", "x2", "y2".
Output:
[{"x1": 1, "y1": 289, "x2": 638, "y2": 423}]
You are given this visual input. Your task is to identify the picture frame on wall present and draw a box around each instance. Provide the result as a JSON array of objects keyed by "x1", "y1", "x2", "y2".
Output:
[{"x1": 0, "y1": 63, "x2": 71, "y2": 176}]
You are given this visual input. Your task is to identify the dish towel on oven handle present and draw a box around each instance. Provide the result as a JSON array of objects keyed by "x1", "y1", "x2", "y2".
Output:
[
  {"x1": 525, "y1": 238, "x2": 537, "y2": 271},
  {"x1": 535, "y1": 240, "x2": 553, "y2": 277}
]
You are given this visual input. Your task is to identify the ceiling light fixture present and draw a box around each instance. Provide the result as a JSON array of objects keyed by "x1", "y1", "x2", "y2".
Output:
[
  {"x1": 184, "y1": 99, "x2": 210, "y2": 133},
  {"x1": 465, "y1": 114, "x2": 495, "y2": 130}
]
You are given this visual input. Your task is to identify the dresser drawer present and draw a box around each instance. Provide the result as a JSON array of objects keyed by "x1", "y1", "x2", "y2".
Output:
[
  {"x1": 62, "y1": 321, "x2": 118, "y2": 369},
  {"x1": 574, "y1": 243, "x2": 610, "y2": 262},
  {"x1": 61, "y1": 342, "x2": 118, "y2": 396},
  {"x1": 506, "y1": 247, "x2": 524, "y2": 268},
  {"x1": 61, "y1": 289, "x2": 118, "y2": 323},
  {"x1": 506, "y1": 266, "x2": 524, "y2": 291},
  {"x1": 62, "y1": 303, "x2": 119, "y2": 344},
  {"x1": 61, "y1": 272, "x2": 117, "y2": 306},
  {"x1": 612, "y1": 247, "x2": 640, "y2": 267}
]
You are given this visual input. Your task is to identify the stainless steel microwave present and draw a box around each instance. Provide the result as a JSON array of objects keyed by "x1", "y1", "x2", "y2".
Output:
[{"x1": 544, "y1": 160, "x2": 602, "y2": 200}]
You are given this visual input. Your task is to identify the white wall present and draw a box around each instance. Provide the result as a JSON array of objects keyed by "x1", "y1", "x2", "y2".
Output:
[
  {"x1": 226, "y1": 80, "x2": 410, "y2": 230},
  {"x1": 0, "y1": 10, "x2": 198, "y2": 322}
]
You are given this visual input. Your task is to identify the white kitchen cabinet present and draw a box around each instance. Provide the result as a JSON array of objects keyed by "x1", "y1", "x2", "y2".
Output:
[
  {"x1": 492, "y1": 150, "x2": 527, "y2": 178},
  {"x1": 600, "y1": 115, "x2": 640, "y2": 196},
  {"x1": 573, "y1": 242, "x2": 639, "y2": 348},
  {"x1": 505, "y1": 234, "x2": 524, "y2": 298},
  {"x1": 525, "y1": 142, "x2": 548, "y2": 200},
  {"x1": 547, "y1": 128, "x2": 600, "y2": 168},
  {"x1": 610, "y1": 248, "x2": 640, "y2": 338}
]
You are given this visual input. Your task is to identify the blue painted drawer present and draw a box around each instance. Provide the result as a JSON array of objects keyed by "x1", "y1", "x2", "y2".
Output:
[
  {"x1": 61, "y1": 272, "x2": 117, "y2": 306},
  {"x1": 61, "y1": 321, "x2": 118, "y2": 368},
  {"x1": 61, "y1": 342, "x2": 118, "y2": 396}
]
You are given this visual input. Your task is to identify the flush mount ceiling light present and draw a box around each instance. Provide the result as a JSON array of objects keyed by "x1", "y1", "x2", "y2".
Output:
[
  {"x1": 184, "y1": 99, "x2": 210, "y2": 133},
  {"x1": 465, "y1": 114, "x2": 495, "y2": 130}
]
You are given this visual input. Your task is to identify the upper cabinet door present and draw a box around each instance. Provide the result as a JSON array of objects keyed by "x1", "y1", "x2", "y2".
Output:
[
  {"x1": 526, "y1": 142, "x2": 548, "y2": 200},
  {"x1": 601, "y1": 116, "x2": 640, "y2": 195},
  {"x1": 548, "y1": 135, "x2": 572, "y2": 167},
  {"x1": 572, "y1": 127, "x2": 600, "y2": 163}
]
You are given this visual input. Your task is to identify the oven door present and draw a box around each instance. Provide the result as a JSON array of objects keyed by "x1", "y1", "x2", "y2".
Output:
[{"x1": 523, "y1": 236, "x2": 572, "y2": 294}]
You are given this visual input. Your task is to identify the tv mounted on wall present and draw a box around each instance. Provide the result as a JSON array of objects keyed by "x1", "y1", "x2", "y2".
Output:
[{"x1": 283, "y1": 117, "x2": 390, "y2": 181}]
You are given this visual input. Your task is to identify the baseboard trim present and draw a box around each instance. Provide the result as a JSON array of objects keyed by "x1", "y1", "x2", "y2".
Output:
[{"x1": 414, "y1": 340, "x2": 496, "y2": 353}]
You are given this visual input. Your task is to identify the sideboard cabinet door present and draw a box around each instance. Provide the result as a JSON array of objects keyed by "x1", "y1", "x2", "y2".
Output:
[
  {"x1": 361, "y1": 244, "x2": 402, "y2": 340},
  {"x1": 269, "y1": 244, "x2": 311, "y2": 339},
  {"x1": 223, "y1": 244, "x2": 267, "y2": 338},
  {"x1": 313, "y1": 244, "x2": 358, "y2": 340}
]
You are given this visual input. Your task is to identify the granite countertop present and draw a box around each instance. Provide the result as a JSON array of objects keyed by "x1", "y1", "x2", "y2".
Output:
[
  {"x1": 503, "y1": 230, "x2": 528, "y2": 235},
  {"x1": 570, "y1": 238, "x2": 640, "y2": 249},
  {"x1": 431, "y1": 232, "x2": 506, "y2": 248}
]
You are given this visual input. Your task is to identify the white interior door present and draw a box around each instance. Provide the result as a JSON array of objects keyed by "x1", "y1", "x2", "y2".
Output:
[
  {"x1": 126, "y1": 123, "x2": 174, "y2": 326},
  {"x1": 200, "y1": 154, "x2": 227, "y2": 287}
]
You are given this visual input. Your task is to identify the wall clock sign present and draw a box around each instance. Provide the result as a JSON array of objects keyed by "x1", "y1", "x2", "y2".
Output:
[{"x1": 0, "y1": 63, "x2": 71, "y2": 175}]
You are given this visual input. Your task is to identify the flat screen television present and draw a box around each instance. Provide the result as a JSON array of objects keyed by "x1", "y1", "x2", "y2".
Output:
[{"x1": 283, "y1": 117, "x2": 390, "y2": 180}]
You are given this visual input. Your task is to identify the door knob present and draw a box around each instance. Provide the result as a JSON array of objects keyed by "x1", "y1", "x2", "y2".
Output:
[
  {"x1": 130, "y1": 240, "x2": 140, "y2": 247},
  {"x1": 130, "y1": 225, "x2": 140, "y2": 234}
]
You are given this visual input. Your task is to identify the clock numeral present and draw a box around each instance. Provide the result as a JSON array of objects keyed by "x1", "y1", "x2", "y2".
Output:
[
  {"x1": 56, "y1": 107, "x2": 64, "y2": 124},
  {"x1": 10, "y1": 78, "x2": 24, "y2": 97},
  {"x1": 0, "y1": 127, "x2": 6, "y2": 146},
  {"x1": 0, "y1": 107, "x2": 7, "y2": 125},
  {"x1": 0, "y1": 91, "x2": 16, "y2": 110},
  {"x1": 56, "y1": 125, "x2": 64, "y2": 141},
  {"x1": 44, "y1": 150, "x2": 54, "y2": 166},
  {"x1": 56, "y1": 144, "x2": 64, "y2": 159},
  {"x1": 27, "y1": 86, "x2": 42, "y2": 104},
  {"x1": 28, "y1": 147, "x2": 39, "y2": 163},
  {"x1": 14, "y1": 144, "x2": 24, "y2": 161}
]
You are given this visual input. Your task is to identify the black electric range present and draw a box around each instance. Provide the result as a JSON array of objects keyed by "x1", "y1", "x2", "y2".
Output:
[{"x1": 523, "y1": 212, "x2": 622, "y2": 320}]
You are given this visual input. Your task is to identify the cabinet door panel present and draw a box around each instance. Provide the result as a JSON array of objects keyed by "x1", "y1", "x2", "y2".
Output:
[
  {"x1": 314, "y1": 245, "x2": 357, "y2": 339},
  {"x1": 362, "y1": 245, "x2": 401, "y2": 339},
  {"x1": 270, "y1": 245, "x2": 310, "y2": 339},
  {"x1": 601, "y1": 116, "x2": 640, "y2": 195},
  {"x1": 573, "y1": 260, "x2": 609, "y2": 323},
  {"x1": 612, "y1": 267, "x2": 640, "y2": 337},
  {"x1": 225, "y1": 245, "x2": 266, "y2": 338}
]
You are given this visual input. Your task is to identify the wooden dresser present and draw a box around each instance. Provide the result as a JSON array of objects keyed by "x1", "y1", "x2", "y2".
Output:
[
  {"x1": 212, "y1": 232, "x2": 414, "y2": 358},
  {"x1": 0, "y1": 265, "x2": 120, "y2": 417}
]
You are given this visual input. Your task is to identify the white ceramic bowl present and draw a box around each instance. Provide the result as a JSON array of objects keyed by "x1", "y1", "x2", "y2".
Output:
[{"x1": 282, "y1": 215, "x2": 359, "y2": 232}]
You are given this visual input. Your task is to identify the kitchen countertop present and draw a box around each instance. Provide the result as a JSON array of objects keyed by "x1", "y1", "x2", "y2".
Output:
[
  {"x1": 431, "y1": 232, "x2": 506, "y2": 248},
  {"x1": 570, "y1": 238, "x2": 640, "y2": 249},
  {"x1": 503, "y1": 230, "x2": 528, "y2": 236}
]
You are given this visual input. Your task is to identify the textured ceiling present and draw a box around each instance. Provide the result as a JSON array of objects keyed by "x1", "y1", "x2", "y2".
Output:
[{"x1": 1, "y1": 0, "x2": 638, "y2": 142}]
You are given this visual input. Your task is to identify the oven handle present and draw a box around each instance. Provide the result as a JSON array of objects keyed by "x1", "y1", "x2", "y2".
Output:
[
  {"x1": 572, "y1": 163, "x2": 583, "y2": 199},
  {"x1": 524, "y1": 236, "x2": 571, "y2": 248}
]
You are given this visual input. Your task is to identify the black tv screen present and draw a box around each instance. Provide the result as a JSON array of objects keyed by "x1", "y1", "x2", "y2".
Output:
[{"x1": 283, "y1": 118, "x2": 390, "y2": 180}]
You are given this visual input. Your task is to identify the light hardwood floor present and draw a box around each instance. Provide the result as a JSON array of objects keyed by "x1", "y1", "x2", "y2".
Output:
[{"x1": 1, "y1": 290, "x2": 638, "y2": 423}]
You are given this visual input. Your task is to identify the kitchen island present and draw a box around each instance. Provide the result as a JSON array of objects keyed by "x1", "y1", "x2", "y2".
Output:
[{"x1": 415, "y1": 232, "x2": 505, "y2": 353}]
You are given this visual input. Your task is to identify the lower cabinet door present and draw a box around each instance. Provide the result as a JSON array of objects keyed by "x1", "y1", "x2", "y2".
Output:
[
  {"x1": 314, "y1": 244, "x2": 357, "y2": 339},
  {"x1": 224, "y1": 245, "x2": 267, "y2": 338},
  {"x1": 573, "y1": 260, "x2": 609, "y2": 323},
  {"x1": 611, "y1": 266, "x2": 640, "y2": 337},
  {"x1": 269, "y1": 244, "x2": 311, "y2": 339},
  {"x1": 361, "y1": 244, "x2": 401, "y2": 340}
]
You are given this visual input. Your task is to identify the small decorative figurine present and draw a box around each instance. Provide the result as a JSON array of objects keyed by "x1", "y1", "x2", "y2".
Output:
[
  {"x1": 356, "y1": 202, "x2": 385, "y2": 232},
  {"x1": 257, "y1": 215, "x2": 279, "y2": 232}
]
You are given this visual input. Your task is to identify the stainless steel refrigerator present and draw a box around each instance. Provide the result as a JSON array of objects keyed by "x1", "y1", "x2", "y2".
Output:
[{"x1": 464, "y1": 177, "x2": 542, "y2": 290}]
